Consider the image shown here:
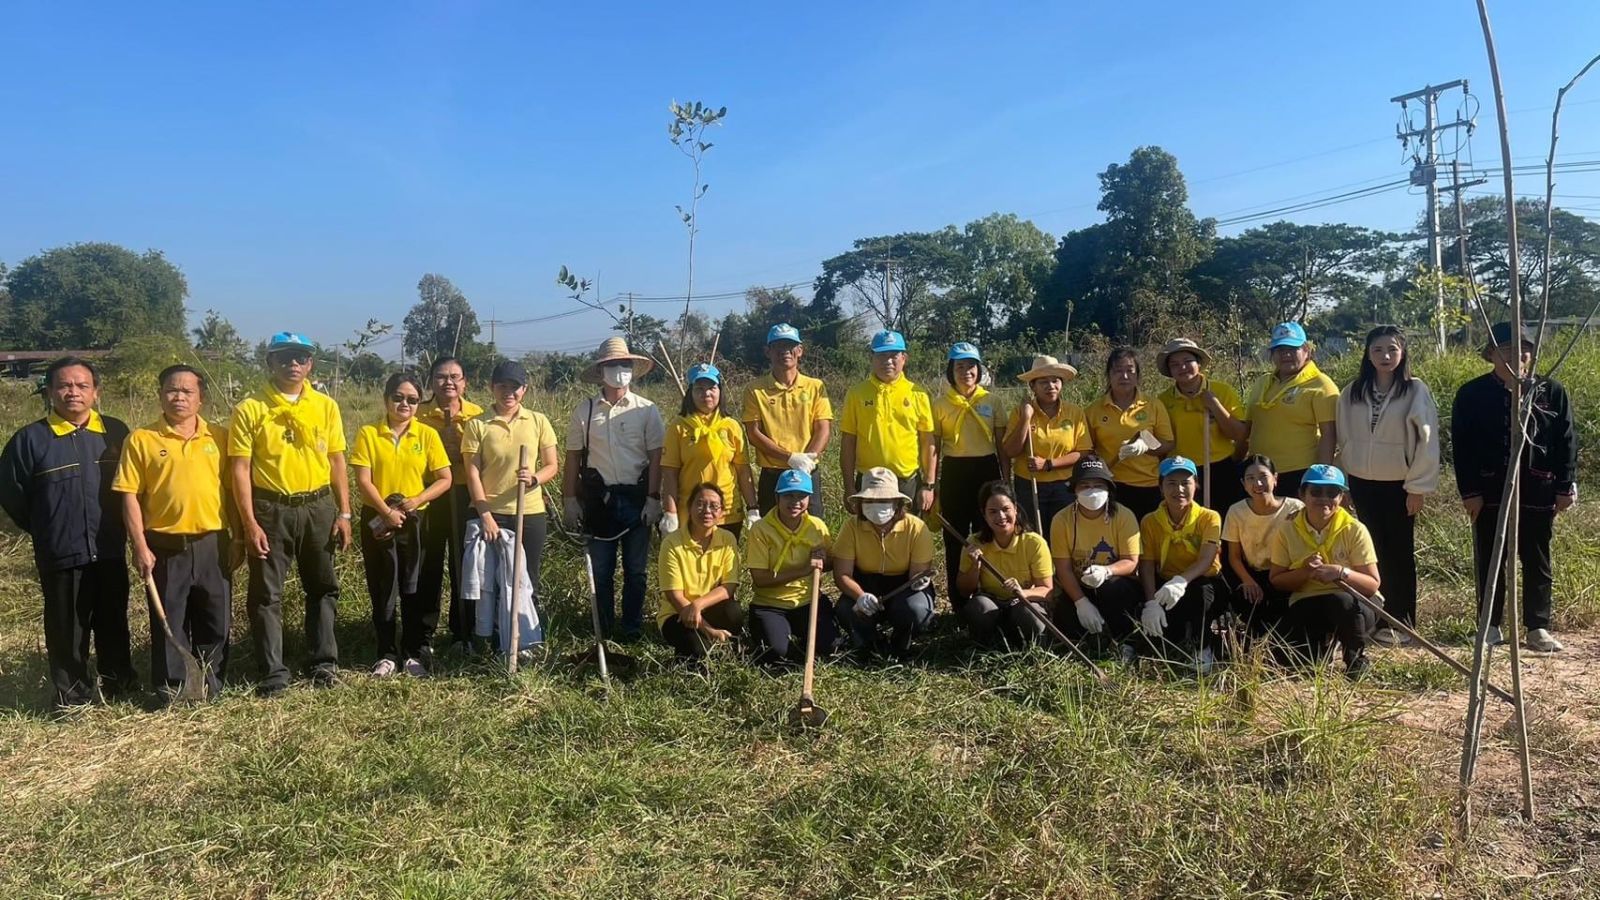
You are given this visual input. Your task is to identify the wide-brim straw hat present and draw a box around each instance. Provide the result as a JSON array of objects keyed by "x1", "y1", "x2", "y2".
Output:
[
  {"x1": 1156, "y1": 338, "x2": 1212, "y2": 377},
  {"x1": 582, "y1": 337, "x2": 657, "y2": 384},
  {"x1": 1017, "y1": 354, "x2": 1078, "y2": 383},
  {"x1": 848, "y1": 466, "x2": 911, "y2": 507}
]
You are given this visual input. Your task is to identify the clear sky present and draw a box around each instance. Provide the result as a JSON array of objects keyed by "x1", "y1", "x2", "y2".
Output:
[{"x1": 2, "y1": 1, "x2": 1597, "y2": 357}]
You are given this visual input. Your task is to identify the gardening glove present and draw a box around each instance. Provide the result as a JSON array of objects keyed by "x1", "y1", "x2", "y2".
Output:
[
  {"x1": 1117, "y1": 429, "x2": 1160, "y2": 461},
  {"x1": 854, "y1": 593, "x2": 881, "y2": 617},
  {"x1": 642, "y1": 497, "x2": 663, "y2": 527},
  {"x1": 1140, "y1": 599, "x2": 1167, "y2": 639},
  {"x1": 745, "y1": 508, "x2": 762, "y2": 529},
  {"x1": 1153, "y1": 575, "x2": 1188, "y2": 610},
  {"x1": 562, "y1": 496, "x2": 583, "y2": 526},
  {"x1": 787, "y1": 451, "x2": 818, "y2": 475},
  {"x1": 1080, "y1": 564, "x2": 1111, "y2": 589},
  {"x1": 660, "y1": 512, "x2": 679, "y2": 534},
  {"x1": 1074, "y1": 597, "x2": 1105, "y2": 635}
]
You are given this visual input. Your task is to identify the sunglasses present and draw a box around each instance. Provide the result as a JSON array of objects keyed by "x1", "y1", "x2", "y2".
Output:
[
  {"x1": 389, "y1": 394, "x2": 421, "y2": 406},
  {"x1": 1305, "y1": 486, "x2": 1343, "y2": 499},
  {"x1": 271, "y1": 353, "x2": 312, "y2": 366}
]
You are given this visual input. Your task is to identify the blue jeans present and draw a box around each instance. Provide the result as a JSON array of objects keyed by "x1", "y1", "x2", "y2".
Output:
[{"x1": 587, "y1": 488, "x2": 650, "y2": 637}]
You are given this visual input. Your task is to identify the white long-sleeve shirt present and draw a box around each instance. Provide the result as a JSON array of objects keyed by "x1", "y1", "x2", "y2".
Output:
[{"x1": 461, "y1": 519, "x2": 542, "y2": 651}]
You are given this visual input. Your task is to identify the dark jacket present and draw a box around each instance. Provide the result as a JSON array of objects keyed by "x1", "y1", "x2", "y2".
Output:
[
  {"x1": 0, "y1": 412, "x2": 129, "y2": 573},
  {"x1": 1450, "y1": 372, "x2": 1578, "y2": 511}
]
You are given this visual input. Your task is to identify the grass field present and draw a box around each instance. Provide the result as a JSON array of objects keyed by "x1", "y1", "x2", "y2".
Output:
[{"x1": 0, "y1": 343, "x2": 1596, "y2": 898}]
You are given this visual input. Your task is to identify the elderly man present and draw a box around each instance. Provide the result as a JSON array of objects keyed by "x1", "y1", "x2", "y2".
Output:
[{"x1": 416, "y1": 355, "x2": 484, "y2": 655}]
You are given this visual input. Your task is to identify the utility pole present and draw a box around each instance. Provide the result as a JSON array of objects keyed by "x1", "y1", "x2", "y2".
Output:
[
  {"x1": 1391, "y1": 79, "x2": 1471, "y2": 351},
  {"x1": 487, "y1": 318, "x2": 501, "y2": 355},
  {"x1": 1445, "y1": 158, "x2": 1490, "y2": 340}
]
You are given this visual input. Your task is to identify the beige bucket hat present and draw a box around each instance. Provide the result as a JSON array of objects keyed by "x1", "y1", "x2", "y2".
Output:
[
  {"x1": 582, "y1": 337, "x2": 657, "y2": 384},
  {"x1": 848, "y1": 466, "x2": 911, "y2": 507},
  {"x1": 1017, "y1": 354, "x2": 1078, "y2": 383},
  {"x1": 1156, "y1": 338, "x2": 1212, "y2": 377}
]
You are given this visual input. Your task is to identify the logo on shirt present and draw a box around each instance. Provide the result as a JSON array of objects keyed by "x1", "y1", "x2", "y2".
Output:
[
  {"x1": 977, "y1": 403, "x2": 992, "y2": 417},
  {"x1": 158, "y1": 449, "x2": 168, "y2": 458},
  {"x1": 1091, "y1": 539, "x2": 1115, "y2": 563}
]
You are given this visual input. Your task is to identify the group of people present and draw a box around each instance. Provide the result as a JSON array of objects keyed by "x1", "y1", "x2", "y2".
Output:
[{"x1": 0, "y1": 317, "x2": 1578, "y2": 709}]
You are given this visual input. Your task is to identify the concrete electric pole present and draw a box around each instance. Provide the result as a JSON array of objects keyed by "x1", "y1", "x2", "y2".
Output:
[{"x1": 1391, "y1": 80, "x2": 1472, "y2": 351}]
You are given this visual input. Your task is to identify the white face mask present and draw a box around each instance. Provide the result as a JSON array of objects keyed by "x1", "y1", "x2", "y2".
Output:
[
  {"x1": 1077, "y1": 488, "x2": 1109, "y2": 512},
  {"x1": 602, "y1": 365, "x2": 633, "y2": 389},
  {"x1": 862, "y1": 502, "x2": 896, "y2": 525}
]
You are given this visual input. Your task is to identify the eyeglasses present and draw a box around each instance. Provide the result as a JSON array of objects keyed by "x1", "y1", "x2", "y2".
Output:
[
  {"x1": 389, "y1": 394, "x2": 421, "y2": 406},
  {"x1": 271, "y1": 353, "x2": 312, "y2": 366},
  {"x1": 692, "y1": 500, "x2": 724, "y2": 513},
  {"x1": 1305, "y1": 486, "x2": 1342, "y2": 499}
]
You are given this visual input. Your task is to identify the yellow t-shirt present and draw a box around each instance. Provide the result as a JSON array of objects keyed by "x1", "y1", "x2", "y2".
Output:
[
  {"x1": 418, "y1": 397, "x2": 485, "y2": 481},
  {"x1": 461, "y1": 406, "x2": 558, "y2": 516},
  {"x1": 740, "y1": 372, "x2": 833, "y2": 469},
  {"x1": 1086, "y1": 391, "x2": 1176, "y2": 488},
  {"x1": 1048, "y1": 504, "x2": 1141, "y2": 568},
  {"x1": 932, "y1": 387, "x2": 1005, "y2": 458},
  {"x1": 348, "y1": 419, "x2": 451, "y2": 510},
  {"x1": 228, "y1": 384, "x2": 348, "y2": 495},
  {"x1": 1221, "y1": 497, "x2": 1305, "y2": 571},
  {"x1": 656, "y1": 527, "x2": 740, "y2": 626},
  {"x1": 112, "y1": 417, "x2": 226, "y2": 535},
  {"x1": 1158, "y1": 379, "x2": 1243, "y2": 465},
  {"x1": 1267, "y1": 508, "x2": 1378, "y2": 602},
  {"x1": 839, "y1": 375, "x2": 934, "y2": 478},
  {"x1": 832, "y1": 514, "x2": 935, "y2": 576},
  {"x1": 957, "y1": 531, "x2": 1054, "y2": 598},
  {"x1": 1007, "y1": 401, "x2": 1092, "y2": 483},
  {"x1": 746, "y1": 512, "x2": 831, "y2": 609},
  {"x1": 663, "y1": 412, "x2": 747, "y2": 525},
  {"x1": 1140, "y1": 504, "x2": 1223, "y2": 579},
  {"x1": 1242, "y1": 363, "x2": 1340, "y2": 472}
]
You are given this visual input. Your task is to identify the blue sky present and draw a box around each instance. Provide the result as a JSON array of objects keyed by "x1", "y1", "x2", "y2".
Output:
[{"x1": 3, "y1": 1, "x2": 1597, "y2": 357}]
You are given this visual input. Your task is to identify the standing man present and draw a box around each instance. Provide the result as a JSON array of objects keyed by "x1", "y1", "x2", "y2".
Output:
[
  {"x1": 229, "y1": 332, "x2": 352, "y2": 696},
  {"x1": 1452, "y1": 322, "x2": 1578, "y2": 653},
  {"x1": 839, "y1": 330, "x2": 936, "y2": 515},
  {"x1": 417, "y1": 355, "x2": 484, "y2": 656},
  {"x1": 560, "y1": 338, "x2": 664, "y2": 642},
  {"x1": 113, "y1": 365, "x2": 231, "y2": 702},
  {"x1": 742, "y1": 323, "x2": 833, "y2": 515},
  {"x1": 0, "y1": 357, "x2": 134, "y2": 709}
]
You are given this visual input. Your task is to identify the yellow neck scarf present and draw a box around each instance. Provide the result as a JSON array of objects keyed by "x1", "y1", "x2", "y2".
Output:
[
  {"x1": 1256, "y1": 360, "x2": 1324, "y2": 411},
  {"x1": 1292, "y1": 506, "x2": 1354, "y2": 568},
  {"x1": 686, "y1": 412, "x2": 733, "y2": 466},
  {"x1": 771, "y1": 513, "x2": 817, "y2": 569},
  {"x1": 1148, "y1": 501, "x2": 1204, "y2": 565},
  {"x1": 944, "y1": 386, "x2": 993, "y2": 445},
  {"x1": 265, "y1": 384, "x2": 324, "y2": 448}
]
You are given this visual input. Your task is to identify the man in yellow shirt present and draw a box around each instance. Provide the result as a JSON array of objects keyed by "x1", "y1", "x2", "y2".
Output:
[
  {"x1": 742, "y1": 323, "x2": 833, "y2": 515},
  {"x1": 839, "y1": 330, "x2": 936, "y2": 515},
  {"x1": 229, "y1": 332, "x2": 352, "y2": 696},
  {"x1": 114, "y1": 365, "x2": 231, "y2": 702},
  {"x1": 416, "y1": 355, "x2": 484, "y2": 654},
  {"x1": 1242, "y1": 322, "x2": 1340, "y2": 497}
]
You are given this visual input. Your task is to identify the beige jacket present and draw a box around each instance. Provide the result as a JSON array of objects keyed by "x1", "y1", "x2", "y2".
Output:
[{"x1": 1334, "y1": 378, "x2": 1441, "y2": 493}]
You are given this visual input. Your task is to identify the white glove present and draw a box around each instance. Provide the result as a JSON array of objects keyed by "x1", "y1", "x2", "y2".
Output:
[
  {"x1": 787, "y1": 452, "x2": 818, "y2": 475},
  {"x1": 660, "y1": 512, "x2": 679, "y2": 534},
  {"x1": 1153, "y1": 575, "x2": 1188, "y2": 610},
  {"x1": 745, "y1": 508, "x2": 762, "y2": 528},
  {"x1": 1080, "y1": 564, "x2": 1111, "y2": 589},
  {"x1": 642, "y1": 497, "x2": 663, "y2": 527},
  {"x1": 854, "y1": 593, "x2": 881, "y2": 617},
  {"x1": 1140, "y1": 600, "x2": 1167, "y2": 638},
  {"x1": 1074, "y1": 597, "x2": 1105, "y2": 634},
  {"x1": 562, "y1": 496, "x2": 583, "y2": 525},
  {"x1": 1117, "y1": 429, "x2": 1159, "y2": 461}
]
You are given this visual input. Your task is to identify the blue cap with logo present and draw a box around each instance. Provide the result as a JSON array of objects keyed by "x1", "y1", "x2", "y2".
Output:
[
  {"x1": 870, "y1": 330, "x2": 907, "y2": 353},
  {"x1": 686, "y1": 362, "x2": 722, "y2": 385},
  {"x1": 267, "y1": 332, "x2": 315, "y2": 353},
  {"x1": 1269, "y1": 322, "x2": 1308, "y2": 349},
  {"x1": 1301, "y1": 464, "x2": 1348, "y2": 491},
  {"x1": 1159, "y1": 456, "x2": 1199, "y2": 479},
  {"x1": 775, "y1": 469, "x2": 814, "y2": 495},
  {"x1": 766, "y1": 323, "x2": 802, "y2": 345},
  {"x1": 947, "y1": 342, "x2": 982, "y2": 363}
]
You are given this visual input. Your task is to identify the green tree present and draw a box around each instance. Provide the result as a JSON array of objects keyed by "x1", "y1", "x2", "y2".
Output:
[
  {"x1": 3, "y1": 242, "x2": 187, "y2": 348},
  {"x1": 814, "y1": 230, "x2": 962, "y2": 337},
  {"x1": 1449, "y1": 197, "x2": 1600, "y2": 320},
  {"x1": 192, "y1": 308, "x2": 250, "y2": 363},
  {"x1": 716, "y1": 285, "x2": 856, "y2": 373},
  {"x1": 939, "y1": 213, "x2": 1055, "y2": 345},
  {"x1": 1191, "y1": 222, "x2": 1402, "y2": 332},
  {"x1": 402, "y1": 273, "x2": 481, "y2": 366}
]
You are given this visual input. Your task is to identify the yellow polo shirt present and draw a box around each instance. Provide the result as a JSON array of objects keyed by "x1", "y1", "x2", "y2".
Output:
[
  {"x1": 419, "y1": 397, "x2": 485, "y2": 481},
  {"x1": 931, "y1": 387, "x2": 1005, "y2": 459},
  {"x1": 663, "y1": 412, "x2": 748, "y2": 525},
  {"x1": 461, "y1": 405, "x2": 558, "y2": 515},
  {"x1": 228, "y1": 384, "x2": 347, "y2": 495},
  {"x1": 840, "y1": 374, "x2": 934, "y2": 478},
  {"x1": 1140, "y1": 504, "x2": 1223, "y2": 579},
  {"x1": 1242, "y1": 366, "x2": 1340, "y2": 472},
  {"x1": 657, "y1": 527, "x2": 740, "y2": 625},
  {"x1": 746, "y1": 511, "x2": 831, "y2": 609},
  {"x1": 112, "y1": 417, "x2": 225, "y2": 535},
  {"x1": 1268, "y1": 510, "x2": 1377, "y2": 602},
  {"x1": 741, "y1": 372, "x2": 833, "y2": 468},
  {"x1": 1049, "y1": 505, "x2": 1141, "y2": 568},
  {"x1": 832, "y1": 514, "x2": 934, "y2": 576},
  {"x1": 1086, "y1": 392, "x2": 1175, "y2": 488},
  {"x1": 1158, "y1": 379, "x2": 1243, "y2": 465},
  {"x1": 349, "y1": 419, "x2": 451, "y2": 510},
  {"x1": 1007, "y1": 401, "x2": 1092, "y2": 483},
  {"x1": 957, "y1": 531, "x2": 1053, "y2": 597}
]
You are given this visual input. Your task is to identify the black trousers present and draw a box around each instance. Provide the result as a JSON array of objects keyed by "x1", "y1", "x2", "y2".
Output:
[
  {"x1": 148, "y1": 531, "x2": 231, "y2": 699},
  {"x1": 1016, "y1": 478, "x2": 1073, "y2": 542},
  {"x1": 1285, "y1": 590, "x2": 1374, "y2": 666},
  {"x1": 1227, "y1": 564, "x2": 1290, "y2": 641},
  {"x1": 1347, "y1": 476, "x2": 1418, "y2": 626},
  {"x1": 1117, "y1": 484, "x2": 1163, "y2": 522},
  {"x1": 359, "y1": 510, "x2": 432, "y2": 663},
  {"x1": 1472, "y1": 506, "x2": 1555, "y2": 631},
  {"x1": 1274, "y1": 468, "x2": 1307, "y2": 499},
  {"x1": 758, "y1": 467, "x2": 825, "y2": 518},
  {"x1": 246, "y1": 494, "x2": 340, "y2": 689},
  {"x1": 938, "y1": 455, "x2": 1002, "y2": 602},
  {"x1": 1198, "y1": 456, "x2": 1245, "y2": 518},
  {"x1": 1054, "y1": 574, "x2": 1147, "y2": 648},
  {"x1": 1136, "y1": 574, "x2": 1226, "y2": 658},
  {"x1": 659, "y1": 598, "x2": 745, "y2": 659},
  {"x1": 39, "y1": 558, "x2": 134, "y2": 707},
  {"x1": 749, "y1": 599, "x2": 838, "y2": 666},
  {"x1": 417, "y1": 484, "x2": 471, "y2": 645},
  {"x1": 834, "y1": 570, "x2": 936, "y2": 655}
]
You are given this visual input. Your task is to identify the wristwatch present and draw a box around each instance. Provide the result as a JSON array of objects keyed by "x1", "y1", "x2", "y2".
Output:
[
  {"x1": 339, "y1": 512, "x2": 353, "y2": 521},
  {"x1": 1044, "y1": 459, "x2": 1054, "y2": 472}
]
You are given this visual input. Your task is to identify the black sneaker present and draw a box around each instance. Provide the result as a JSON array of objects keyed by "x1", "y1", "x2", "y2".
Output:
[
  {"x1": 310, "y1": 669, "x2": 339, "y2": 689},
  {"x1": 256, "y1": 681, "x2": 288, "y2": 699},
  {"x1": 1345, "y1": 652, "x2": 1370, "y2": 681}
]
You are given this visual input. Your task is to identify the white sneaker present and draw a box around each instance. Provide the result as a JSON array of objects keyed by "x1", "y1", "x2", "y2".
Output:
[
  {"x1": 370, "y1": 658, "x2": 398, "y2": 678},
  {"x1": 402, "y1": 657, "x2": 428, "y2": 677},
  {"x1": 1195, "y1": 647, "x2": 1216, "y2": 675},
  {"x1": 1485, "y1": 626, "x2": 1506, "y2": 647},
  {"x1": 1526, "y1": 628, "x2": 1564, "y2": 652},
  {"x1": 1372, "y1": 627, "x2": 1412, "y2": 647}
]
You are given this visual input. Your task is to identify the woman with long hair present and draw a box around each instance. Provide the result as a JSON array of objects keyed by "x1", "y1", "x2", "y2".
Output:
[
  {"x1": 1087, "y1": 347, "x2": 1175, "y2": 520},
  {"x1": 1221, "y1": 454, "x2": 1302, "y2": 643},
  {"x1": 661, "y1": 363, "x2": 759, "y2": 537},
  {"x1": 955, "y1": 480, "x2": 1055, "y2": 649}
]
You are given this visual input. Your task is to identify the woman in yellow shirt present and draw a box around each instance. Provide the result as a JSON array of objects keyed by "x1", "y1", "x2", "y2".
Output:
[
  {"x1": 930, "y1": 342, "x2": 1007, "y2": 600},
  {"x1": 1002, "y1": 354, "x2": 1089, "y2": 537},
  {"x1": 956, "y1": 481, "x2": 1055, "y2": 649},
  {"x1": 1049, "y1": 455, "x2": 1144, "y2": 660},
  {"x1": 833, "y1": 467, "x2": 937, "y2": 660},
  {"x1": 350, "y1": 373, "x2": 453, "y2": 676},
  {"x1": 746, "y1": 469, "x2": 835, "y2": 666},
  {"x1": 1087, "y1": 348, "x2": 1175, "y2": 521},
  {"x1": 1242, "y1": 322, "x2": 1340, "y2": 497},
  {"x1": 1137, "y1": 457, "x2": 1225, "y2": 671},
  {"x1": 657, "y1": 482, "x2": 743, "y2": 660},
  {"x1": 662, "y1": 363, "x2": 759, "y2": 536},
  {"x1": 1156, "y1": 338, "x2": 1248, "y2": 514}
]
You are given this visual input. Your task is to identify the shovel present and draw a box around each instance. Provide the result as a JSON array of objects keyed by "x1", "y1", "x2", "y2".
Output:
[
  {"x1": 567, "y1": 545, "x2": 639, "y2": 685},
  {"x1": 144, "y1": 572, "x2": 206, "y2": 702},
  {"x1": 788, "y1": 568, "x2": 829, "y2": 729}
]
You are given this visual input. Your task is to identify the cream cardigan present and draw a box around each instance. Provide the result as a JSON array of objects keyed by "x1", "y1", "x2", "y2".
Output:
[{"x1": 1334, "y1": 377, "x2": 1441, "y2": 494}]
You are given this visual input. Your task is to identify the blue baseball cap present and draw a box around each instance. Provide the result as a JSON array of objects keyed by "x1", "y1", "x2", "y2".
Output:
[
  {"x1": 869, "y1": 330, "x2": 907, "y2": 353},
  {"x1": 1269, "y1": 322, "x2": 1308, "y2": 349},
  {"x1": 686, "y1": 362, "x2": 721, "y2": 385},
  {"x1": 1159, "y1": 456, "x2": 1198, "y2": 479},
  {"x1": 947, "y1": 342, "x2": 981, "y2": 363},
  {"x1": 1301, "y1": 464, "x2": 1348, "y2": 491},
  {"x1": 266, "y1": 332, "x2": 315, "y2": 353},
  {"x1": 775, "y1": 469, "x2": 814, "y2": 495},
  {"x1": 766, "y1": 323, "x2": 802, "y2": 345}
]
